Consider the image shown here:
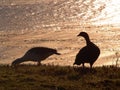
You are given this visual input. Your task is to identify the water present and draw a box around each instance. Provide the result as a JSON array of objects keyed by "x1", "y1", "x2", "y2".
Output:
[
  {"x1": 0, "y1": 0, "x2": 120, "y2": 31},
  {"x1": 92, "y1": 0, "x2": 120, "y2": 26}
]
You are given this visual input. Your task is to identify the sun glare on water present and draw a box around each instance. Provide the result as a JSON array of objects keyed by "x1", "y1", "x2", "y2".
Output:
[{"x1": 92, "y1": 0, "x2": 120, "y2": 26}]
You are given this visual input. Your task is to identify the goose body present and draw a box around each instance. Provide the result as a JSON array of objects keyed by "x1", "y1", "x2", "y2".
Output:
[
  {"x1": 12, "y1": 47, "x2": 60, "y2": 66},
  {"x1": 74, "y1": 32, "x2": 100, "y2": 68}
]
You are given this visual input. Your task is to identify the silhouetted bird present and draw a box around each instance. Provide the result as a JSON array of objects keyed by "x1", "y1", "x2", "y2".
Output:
[
  {"x1": 74, "y1": 32, "x2": 100, "y2": 68},
  {"x1": 12, "y1": 47, "x2": 61, "y2": 66}
]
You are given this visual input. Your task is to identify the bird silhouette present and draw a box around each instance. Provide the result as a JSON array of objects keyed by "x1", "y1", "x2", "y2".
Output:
[
  {"x1": 12, "y1": 47, "x2": 61, "y2": 66},
  {"x1": 74, "y1": 32, "x2": 100, "y2": 68}
]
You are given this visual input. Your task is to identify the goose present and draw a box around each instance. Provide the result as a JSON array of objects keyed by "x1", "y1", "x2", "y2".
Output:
[
  {"x1": 74, "y1": 32, "x2": 100, "y2": 68},
  {"x1": 12, "y1": 47, "x2": 61, "y2": 66}
]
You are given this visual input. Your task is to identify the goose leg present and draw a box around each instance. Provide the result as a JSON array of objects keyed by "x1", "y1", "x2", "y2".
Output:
[
  {"x1": 82, "y1": 63, "x2": 84, "y2": 68},
  {"x1": 37, "y1": 61, "x2": 41, "y2": 66},
  {"x1": 90, "y1": 63, "x2": 93, "y2": 69}
]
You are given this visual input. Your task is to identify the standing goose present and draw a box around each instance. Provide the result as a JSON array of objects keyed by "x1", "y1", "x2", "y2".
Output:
[
  {"x1": 74, "y1": 32, "x2": 100, "y2": 68},
  {"x1": 12, "y1": 47, "x2": 61, "y2": 66}
]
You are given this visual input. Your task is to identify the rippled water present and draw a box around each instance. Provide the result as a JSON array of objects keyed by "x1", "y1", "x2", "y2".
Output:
[
  {"x1": 0, "y1": 0, "x2": 120, "y2": 31},
  {"x1": 92, "y1": 0, "x2": 120, "y2": 26}
]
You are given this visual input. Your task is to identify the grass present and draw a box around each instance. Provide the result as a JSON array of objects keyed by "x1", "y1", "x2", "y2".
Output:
[{"x1": 0, "y1": 65, "x2": 119, "y2": 90}]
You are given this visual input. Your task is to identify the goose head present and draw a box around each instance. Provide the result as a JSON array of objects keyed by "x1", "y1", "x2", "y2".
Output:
[
  {"x1": 77, "y1": 32, "x2": 88, "y2": 38},
  {"x1": 77, "y1": 32, "x2": 91, "y2": 45},
  {"x1": 54, "y1": 49, "x2": 61, "y2": 55}
]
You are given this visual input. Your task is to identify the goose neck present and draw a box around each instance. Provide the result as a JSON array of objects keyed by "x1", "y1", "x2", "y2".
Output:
[{"x1": 84, "y1": 36, "x2": 91, "y2": 45}]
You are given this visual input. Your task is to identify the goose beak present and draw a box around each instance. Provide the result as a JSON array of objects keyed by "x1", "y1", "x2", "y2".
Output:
[
  {"x1": 77, "y1": 34, "x2": 80, "y2": 37},
  {"x1": 55, "y1": 52, "x2": 61, "y2": 55}
]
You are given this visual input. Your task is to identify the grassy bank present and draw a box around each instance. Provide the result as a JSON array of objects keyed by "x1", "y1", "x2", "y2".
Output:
[{"x1": 0, "y1": 65, "x2": 119, "y2": 90}]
